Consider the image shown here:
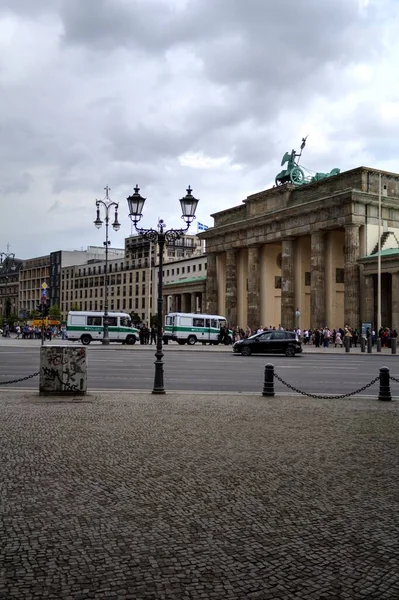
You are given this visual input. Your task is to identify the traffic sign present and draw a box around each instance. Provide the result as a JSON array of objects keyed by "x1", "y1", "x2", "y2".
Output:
[{"x1": 41, "y1": 282, "x2": 48, "y2": 289}]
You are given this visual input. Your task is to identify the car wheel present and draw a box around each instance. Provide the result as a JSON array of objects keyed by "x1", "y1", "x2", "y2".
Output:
[
  {"x1": 187, "y1": 335, "x2": 196, "y2": 345},
  {"x1": 285, "y1": 346, "x2": 295, "y2": 357},
  {"x1": 241, "y1": 346, "x2": 251, "y2": 356},
  {"x1": 81, "y1": 335, "x2": 91, "y2": 346},
  {"x1": 126, "y1": 336, "x2": 136, "y2": 345}
]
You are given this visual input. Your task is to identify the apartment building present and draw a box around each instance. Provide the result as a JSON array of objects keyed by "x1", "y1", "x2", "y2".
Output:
[{"x1": 61, "y1": 234, "x2": 205, "y2": 322}]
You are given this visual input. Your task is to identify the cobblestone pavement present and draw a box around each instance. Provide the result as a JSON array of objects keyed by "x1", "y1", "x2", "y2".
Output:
[{"x1": 1, "y1": 391, "x2": 399, "y2": 600}]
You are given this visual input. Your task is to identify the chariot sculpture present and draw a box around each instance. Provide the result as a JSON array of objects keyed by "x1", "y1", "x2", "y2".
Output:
[{"x1": 274, "y1": 136, "x2": 340, "y2": 186}]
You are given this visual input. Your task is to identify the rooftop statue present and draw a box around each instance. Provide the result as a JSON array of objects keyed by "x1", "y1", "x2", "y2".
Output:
[{"x1": 275, "y1": 136, "x2": 340, "y2": 186}]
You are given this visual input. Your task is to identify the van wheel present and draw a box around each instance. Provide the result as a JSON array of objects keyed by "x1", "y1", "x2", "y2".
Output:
[
  {"x1": 187, "y1": 335, "x2": 196, "y2": 345},
  {"x1": 126, "y1": 336, "x2": 136, "y2": 345},
  {"x1": 285, "y1": 346, "x2": 296, "y2": 357},
  {"x1": 81, "y1": 335, "x2": 91, "y2": 346}
]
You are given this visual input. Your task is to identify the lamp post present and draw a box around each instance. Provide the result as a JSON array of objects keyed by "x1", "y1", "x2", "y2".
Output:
[
  {"x1": 94, "y1": 186, "x2": 120, "y2": 345},
  {"x1": 0, "y1": 246, "x2": 16, "y2": 324},
  {"x1": 127, "y1": 185, "x2": 199, "y2": 394}
]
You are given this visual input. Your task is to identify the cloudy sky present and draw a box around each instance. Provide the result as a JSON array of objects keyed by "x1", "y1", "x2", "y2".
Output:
[{"x1": 0, "y1": 0, "x2": 398, "y2": 259}]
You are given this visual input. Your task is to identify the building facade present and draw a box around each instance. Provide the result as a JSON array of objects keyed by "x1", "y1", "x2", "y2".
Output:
[
  {"x1": 0, "y1": 256, "x2": 23, "y2": 322},
  {"x1": 60, "y1": 234, "x2": 204, "y2": 322},
  {"x1": 200, "y1": 167, "x2": 399, "y2": 331}
]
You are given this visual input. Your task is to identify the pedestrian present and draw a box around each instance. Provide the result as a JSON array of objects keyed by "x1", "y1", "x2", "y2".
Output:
[
  {"x1": 150, "y1": 325, "x2": 157, "y2": 345},
  {"x1": 335, "y1": 331, "x2": 343, "y2": 347},
  {"x1": 15, "y1": 324, "x2": 21, "y2": 339}
]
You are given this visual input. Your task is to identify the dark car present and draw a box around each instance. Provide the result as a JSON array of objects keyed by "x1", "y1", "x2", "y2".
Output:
[{"x1": 233, "y1": 330, "x2": 302, "y2": 357}]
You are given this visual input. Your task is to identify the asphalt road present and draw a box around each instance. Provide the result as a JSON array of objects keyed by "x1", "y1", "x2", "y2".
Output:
[{"x1": 1, "y1": 345, "x2": 399, "y2": 396}]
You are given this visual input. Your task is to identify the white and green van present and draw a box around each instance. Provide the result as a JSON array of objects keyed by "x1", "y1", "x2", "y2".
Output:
[
  {"x1": 163, "y1": 312, "x2": 232, "y2": 345},
  {"x1": 67, "y1": 311, "x2": 140, "y2": 345}
]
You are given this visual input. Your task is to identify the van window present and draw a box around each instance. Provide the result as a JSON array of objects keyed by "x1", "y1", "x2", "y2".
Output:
[
  {"x1": 88, "y1": 316, "x2": 102, "y2": 326},
  {"x1": 70, "y1": 315, "x2": 86, "y2": 325},
  {"x1": 108, "y1": 317, "x2": 117, "y2": 327},
  {"x1": 193, "y1": 318, "x2": 204, "y2": 327},
  {"x1": 210, "y1": 319, "x2": 218, "y2": 328},
  {"x1": 120, "y1": 316, "x2": 132, "y2": 327}
]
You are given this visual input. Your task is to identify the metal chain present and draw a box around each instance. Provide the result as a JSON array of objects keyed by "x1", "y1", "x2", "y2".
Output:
[
  {"x1": 0, "y1": 372, "x2": 40, "y2": 386},
  {"x1": 390, "y1": 375, "x2": 399, "y2": 383},
  {"x1": 273, "y1": 371, "x2": 380, "y2": 400}
]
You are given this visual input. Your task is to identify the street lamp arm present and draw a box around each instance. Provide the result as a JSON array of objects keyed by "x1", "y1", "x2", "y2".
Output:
[
  {"x1": 95, "y1": 198, "x2": 119, "y2": 212},
  {"x1": 133, "y1": 223, "x2": 191, "y2": 244}
]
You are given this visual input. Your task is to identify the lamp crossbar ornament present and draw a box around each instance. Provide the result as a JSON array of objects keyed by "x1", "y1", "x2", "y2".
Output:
[{"x1": 126, "y1": 185, "x2": 199, "y2": 394}]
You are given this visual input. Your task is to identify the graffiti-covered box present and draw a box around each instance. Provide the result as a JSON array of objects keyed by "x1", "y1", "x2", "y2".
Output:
[{"x1": 40, "y1": 346, "x2": 87, "y2": 395}]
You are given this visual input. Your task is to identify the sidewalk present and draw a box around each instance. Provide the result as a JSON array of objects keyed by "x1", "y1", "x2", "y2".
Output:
[{"x1": 1, "y1": 389, "x2": 398, "y2": 599}]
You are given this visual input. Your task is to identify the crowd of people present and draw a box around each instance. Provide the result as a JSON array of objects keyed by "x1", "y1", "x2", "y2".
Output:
[
  {"x1": 1, "y1": 323, "x2": 67, "y2": 340},
  {"x1": 229, "y1": 324, "x2": 398, "y2": 348}
]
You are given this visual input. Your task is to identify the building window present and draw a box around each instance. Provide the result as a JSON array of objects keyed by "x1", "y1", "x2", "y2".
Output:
[
  {"x1": 142, "y1": 271, "x2": 146, "y2": 282},
  {"x1": 305, "y1": 272, "x2": 311, "y2": 286},
  {"x1": 275, "y1": 276, "x2": 281, "y2": 289},
  {"x1": 182, "y1": 267, "x2": 185, "y2": 273},
  {"x1": 193, "y1": 265, "x2": 196, "y2": 272},
  {"x1": 187, "y1": 266, "x2": 191, "y2": 273},
  {"x1": 136, "y1": 272, "x2": 139, "y2": 283},
  {"x1": 336, "y1": 268, "x2": 344, "y2": 284},
  {"x1": 199, "y1": 264, "x2": 202, "y2": 271},
  {"x1": 177, "y1": 268, "x2": 180, "y2": 275}
]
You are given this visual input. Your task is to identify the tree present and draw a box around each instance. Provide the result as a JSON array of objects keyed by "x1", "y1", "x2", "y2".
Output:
[
  {"x1": 49, "y1": 303, "x2": 61, "y2": 321},
  {"x1": 129, "y1": 312, "x2": 141, "y2": 326},
  {"x1": 70, "y1": 303, "x2": 80, "y2": 311},
  {"x1": 29, "y1": 309, "x2": 41, "y2": 320}
]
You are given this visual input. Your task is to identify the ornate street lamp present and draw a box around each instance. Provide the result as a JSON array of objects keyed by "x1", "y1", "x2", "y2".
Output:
[
  {"x1": 94, "y1": 186, "x2": 120, "y2": 345},
  {"x1": 127, "y1": 185, "x2": 199, "y2": 394}
]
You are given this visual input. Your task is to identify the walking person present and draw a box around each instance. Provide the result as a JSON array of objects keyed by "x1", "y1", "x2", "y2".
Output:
[
  {"x1": 150, "y1": 325, "x2": 157, "y2": 345},
  {"x1": 335, "y1": 331, "x2": 343, "y2": 348}
]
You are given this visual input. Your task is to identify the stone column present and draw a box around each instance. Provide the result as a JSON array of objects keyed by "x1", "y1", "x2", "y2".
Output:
[
  {"x1": 205, "y1": 253, "x2": 218, "y2": 314},
  {"x1": 225, "y1": 249, "x2": 237, "y2": 326},
  {"x1": 310, "y1": 231, "x2": 326, "y2": 328},
  {"x1": 281, "y1": 239, "x2": 295, "y2": 330},
  {"x1": 191, "y1": 292, "x2": 196, "y2": 313},
  {"x1": 344, "y1": 225, "x2": 360, "y2": 328},
  {"x1": 391, "y1": 273, "x2": 399, "y2": 330},
  {"x1": 180, "y1": 293, "x2": 187, "y2": 313},
  {"x1": 247, "y1": 246, "x2": 260, "y2": 331},
  {"x1": 363, "y1": 274, "x2": 374, "y2": 325}
]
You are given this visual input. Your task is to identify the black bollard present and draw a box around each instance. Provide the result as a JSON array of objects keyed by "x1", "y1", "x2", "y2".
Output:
[
  {"x1": 263, "y1": 363, "x2": 275, "y2": 397},
  {"x1": 378, "y1": 366, "x2": 392, "y2": 401},
  {"x1": 377, "y1": 338, "x2": 381, "y2": 352},
  {"x1": 345, "y1": 336, "x2": 350, "y2": 353},
  {"x1": 360, "y1": 337, "x2": 366, "y2": 353},
  {"x1": 392, "y1": 338, "x2": 397, "y2": 355},
  {"x1": 367, "y1": 337, "x2": 372, "y2": 353}
]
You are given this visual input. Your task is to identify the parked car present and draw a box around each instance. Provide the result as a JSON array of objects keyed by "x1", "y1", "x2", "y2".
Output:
[{"x1": 233, "y1": 330, "x2": 302, "y2": 357}]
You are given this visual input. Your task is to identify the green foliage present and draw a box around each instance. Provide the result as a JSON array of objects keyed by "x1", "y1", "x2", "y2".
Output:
[
  {"x1": 129, "y1": 312, "x2": 141, "y2": 326},
  {"x1": 49, "y1": 303, "x2": 61, "y2": 320},
  {"x1": 7, "y1": 312, "x2": 18, "y2": 327},
  {"x1": 29, "y1": 310, "x2": 41, "y2": 319},
  {"x1": 69, "y1": 303, "x2": 80, "y2": 311}
]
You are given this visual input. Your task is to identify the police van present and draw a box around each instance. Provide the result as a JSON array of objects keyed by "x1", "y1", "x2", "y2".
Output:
[
  {"x1": 66, "y1": 311, "x2": 140, "y2": 345},
  {"x1": 163, "y1": 312, "x2": 232, "y2": 345}
]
